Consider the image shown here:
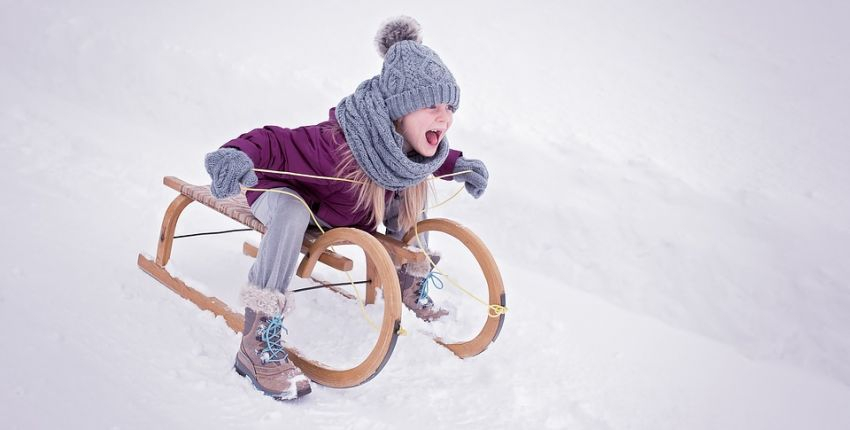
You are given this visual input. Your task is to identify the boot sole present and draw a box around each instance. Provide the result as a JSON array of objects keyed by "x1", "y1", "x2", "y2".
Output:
[{"x1": 234, "y1": 359, "x2": 312, "y2": 400}]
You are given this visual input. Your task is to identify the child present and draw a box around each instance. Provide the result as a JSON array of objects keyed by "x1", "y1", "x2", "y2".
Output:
[{"x1": 204, "y1": 16, "x2": 488, "y2": 400}]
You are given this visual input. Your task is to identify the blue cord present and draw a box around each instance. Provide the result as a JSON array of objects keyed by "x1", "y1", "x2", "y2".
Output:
[
  {"x1": 418, "y1": 271, "x2": 444, "y2": 305},
  {"x1": 260, "y1": 314, "x2": 289, "y2": 363}
]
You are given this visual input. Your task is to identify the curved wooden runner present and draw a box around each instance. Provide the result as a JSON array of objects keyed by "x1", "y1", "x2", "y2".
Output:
[
  {"x1": 291, "y1": 228, "x2": 402, "y2": 387},
  {"x1": 402, "y1": 218, "x2": 506, "y2": 358}
]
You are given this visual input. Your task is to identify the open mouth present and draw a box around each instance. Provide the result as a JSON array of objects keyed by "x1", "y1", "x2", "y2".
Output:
[{"x1": 425, "y1": 129, "x2": 443, "y2": 146}]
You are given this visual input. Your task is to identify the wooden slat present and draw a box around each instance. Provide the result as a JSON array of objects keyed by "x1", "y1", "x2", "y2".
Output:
[
  {"x1": 372, "y1": 232, "x2": 427, "y2": 265},
  {"x1": 243, "y1": 241, "x2": 353, "y2": 272},
  {"x1": 163, "y1": 175, "x2": 188, "y2": 192}
]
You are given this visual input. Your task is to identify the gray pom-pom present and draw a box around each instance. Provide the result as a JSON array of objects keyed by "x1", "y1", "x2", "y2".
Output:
[{"x1": 375, "y1": 16, "x2": 422, "y2": 58}]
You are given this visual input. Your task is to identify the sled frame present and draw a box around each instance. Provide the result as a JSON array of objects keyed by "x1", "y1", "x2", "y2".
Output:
[{"x1": 137, "y1": 176, "x2": 506, "y2": 387}]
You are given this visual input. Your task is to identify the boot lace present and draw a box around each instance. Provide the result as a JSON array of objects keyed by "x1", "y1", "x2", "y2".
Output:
[
  {"x1": 417, "y1": 271, "x2": 444, "y2": 307},
  {"x1": 257, "y1": 314, "x2": 289, "y2": 364}
]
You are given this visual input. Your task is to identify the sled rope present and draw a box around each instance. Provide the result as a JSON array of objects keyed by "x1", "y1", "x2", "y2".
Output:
[{"x1": 253, "y1": 168, "x2": 366, "y2": 184}]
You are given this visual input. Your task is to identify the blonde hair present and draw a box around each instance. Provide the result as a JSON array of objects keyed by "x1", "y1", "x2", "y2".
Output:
[{"x1": 329, "y1": 124, "x2": 430, "y2": 233}]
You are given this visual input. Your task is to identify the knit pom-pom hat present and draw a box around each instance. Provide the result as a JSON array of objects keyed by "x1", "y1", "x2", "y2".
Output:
[
  {"x1": 334, "y1": 16, "x2": 458, "y2": 191},
  {"x1": 373, "y1": 16, "x2": 460, "y2": 120}
]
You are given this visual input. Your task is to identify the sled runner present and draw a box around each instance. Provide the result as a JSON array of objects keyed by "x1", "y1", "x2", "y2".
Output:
[{"x1": 138, "y1": 176, "x2": 505, "y2": 388}]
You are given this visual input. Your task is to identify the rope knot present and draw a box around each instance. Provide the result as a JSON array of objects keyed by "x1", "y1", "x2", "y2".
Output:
[{"x1": 487, "y1": 304, "x2": 508, "y2": 318}]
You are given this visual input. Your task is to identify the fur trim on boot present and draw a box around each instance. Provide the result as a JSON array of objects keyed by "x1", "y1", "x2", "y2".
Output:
[
  {"x1": 403, "y1": 250, "x2": 441, "y2": 277},
  {"x1": 240, "y1": 284, "x2": 292, "y2": 316}
]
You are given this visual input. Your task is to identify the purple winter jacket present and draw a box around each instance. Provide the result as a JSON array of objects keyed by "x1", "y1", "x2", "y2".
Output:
[{"x1": 222, "y1": 108, "x2": 462, "y2": 232}]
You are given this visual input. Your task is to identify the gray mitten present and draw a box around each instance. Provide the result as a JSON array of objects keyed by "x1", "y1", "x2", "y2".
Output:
[
  {"x1": 204, "y1": 148, "x2": 259, "y2": 198},
  {"x1": 453, "y1": 157, "x2": 489, "y2": 199}
]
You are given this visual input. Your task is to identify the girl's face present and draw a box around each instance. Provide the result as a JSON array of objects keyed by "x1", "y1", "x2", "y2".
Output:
[{"x1": 396, "y1": 103, "x2": 455, "y2": 157}]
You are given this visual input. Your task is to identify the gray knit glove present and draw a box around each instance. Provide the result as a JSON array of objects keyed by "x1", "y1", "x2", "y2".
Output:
[
  {"x1": 204, "y1": 148, "x2": 258, "y2": 199},
  {"x1": 453, "y1": 157, "x2": 489, "y2": 199}
]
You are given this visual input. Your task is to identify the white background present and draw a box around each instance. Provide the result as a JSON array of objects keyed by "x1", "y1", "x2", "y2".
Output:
[{"x1": 1, "y1": 1, "x2": 849, "y2": 428}]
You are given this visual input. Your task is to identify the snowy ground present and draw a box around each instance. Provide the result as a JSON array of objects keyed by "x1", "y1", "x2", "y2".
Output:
[{"x1": 2, "y1": 1, "x2": 850, "y2": 429}]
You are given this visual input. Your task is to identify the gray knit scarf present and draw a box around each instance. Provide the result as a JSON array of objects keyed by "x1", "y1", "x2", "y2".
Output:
[{"x1": 335, "y1": 76, "x2": 449, "y2": 191}]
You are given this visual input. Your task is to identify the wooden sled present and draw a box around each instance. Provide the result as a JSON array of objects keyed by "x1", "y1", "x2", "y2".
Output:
[{"x1": 138, "y1": 176, "x2": 505, "y2": 388}]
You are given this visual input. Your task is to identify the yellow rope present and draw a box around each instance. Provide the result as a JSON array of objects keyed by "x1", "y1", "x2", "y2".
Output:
[
  {"x1": 426, "y1": 184, "x2": 465, "y2": 211},
  {"x1": 253, "y1": 168, "x2": 366, "y2": 184},
  {"x1": 430, "y1": 170, "x2": 471, "y2": 181},
  {"x1": 254, "y1": 167, "x2": 468, "y2": 183},
  {"x1": 247, "y1": 167, "x2": 507, "y2": 322}
]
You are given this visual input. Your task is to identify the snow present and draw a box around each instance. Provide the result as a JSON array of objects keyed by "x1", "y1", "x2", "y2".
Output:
[{"x1": 2, "y1": 0, "x2": 850, "y2": 428}]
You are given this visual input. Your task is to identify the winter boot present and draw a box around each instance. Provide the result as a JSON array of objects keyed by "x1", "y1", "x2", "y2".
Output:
[
  {"x1": 397, "y1": 252, "x2": 449, "y2": 322},
  {"x1": 234, "y1": 285, "x2": 311, "y2": 400}
]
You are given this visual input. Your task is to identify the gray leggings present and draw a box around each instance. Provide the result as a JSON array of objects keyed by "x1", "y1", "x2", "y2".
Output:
[{"x1": 249, "y1": 189, "x2": 425, "y2": 293}]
